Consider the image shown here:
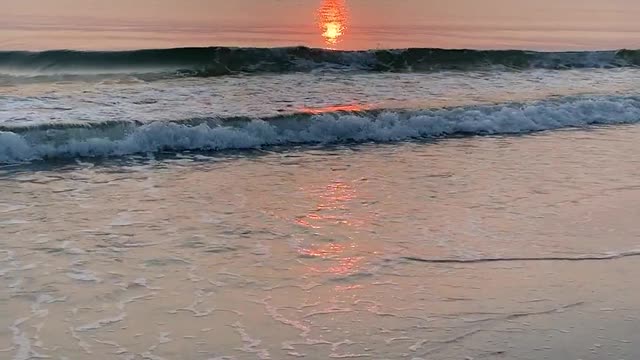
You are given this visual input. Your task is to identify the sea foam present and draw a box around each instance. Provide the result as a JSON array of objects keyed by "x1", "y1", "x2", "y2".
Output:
[{"x1": 1, "y1": 96, "x2": 639, "y2": 163}]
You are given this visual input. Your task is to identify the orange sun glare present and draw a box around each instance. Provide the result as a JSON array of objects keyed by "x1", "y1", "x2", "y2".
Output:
[{"x1": 317, "y1": 0, "x2": 349, "y2": 47}]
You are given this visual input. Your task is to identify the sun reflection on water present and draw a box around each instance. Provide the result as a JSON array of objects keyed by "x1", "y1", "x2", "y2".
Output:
[
  {"x1": 317, "y1": 0, "x2": 349, "y2": 47},
  {"x1": 299, "y1": 242, "x2": 365, "y2": 275},
  {"x1": 295, "y1": 180, "x2": 362, "y2": 229},
  {"x1": 300, "y1": 103, "x2": 371, "y2": 115},
  {"x1": 294, "y1": 179, "x2": 373, "y2": 276}
]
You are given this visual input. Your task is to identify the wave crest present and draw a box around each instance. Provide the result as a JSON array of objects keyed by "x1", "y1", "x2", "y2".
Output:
[
  {"x1": 1, "y1": 96, "x2": 639, "y2": 163},
  {"x1": 1, "y1": 47, "x2": 638, "y2": 78}
]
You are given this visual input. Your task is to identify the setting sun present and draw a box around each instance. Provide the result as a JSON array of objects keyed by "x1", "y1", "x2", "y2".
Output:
[
  {"x1": 317, "y1": 0, "x2": 349, "y2": 47},
  {"x1": 323, "y1": 22, "x2": 343, "y2": 44}
]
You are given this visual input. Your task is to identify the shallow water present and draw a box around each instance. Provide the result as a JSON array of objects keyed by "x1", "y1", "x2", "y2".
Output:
[
  {"x1": 2, "y1": 33, "x2": 640, "y2": 358},
  {"x1": 1, "y1": 125, "x2": 639, "y2": 359},
  {"x1": 3, "y1": 68, "x2": 640, "y2": 128}
]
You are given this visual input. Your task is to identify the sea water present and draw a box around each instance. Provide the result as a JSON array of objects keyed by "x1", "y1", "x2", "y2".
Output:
[{"x1": 1, "y1": 48, "x2": 639, "y2": 359}]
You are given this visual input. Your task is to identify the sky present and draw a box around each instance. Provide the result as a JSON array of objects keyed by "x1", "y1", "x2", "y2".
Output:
[{"x1": 1, "y1": 0, "x2": 639, "y2": 50}]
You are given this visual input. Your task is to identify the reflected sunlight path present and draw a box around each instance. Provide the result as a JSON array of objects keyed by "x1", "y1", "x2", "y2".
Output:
[{"x1": 317, "y1": 0, "x2": 349, "y2": 47}]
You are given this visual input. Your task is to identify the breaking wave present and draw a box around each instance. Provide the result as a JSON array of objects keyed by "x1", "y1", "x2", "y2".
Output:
[
  {"x1": 0, "y1": 47, "x2": 638, "y2": 78},
  {"x1": 1, "y1": 95, "x2": 639, "y2": 163}
]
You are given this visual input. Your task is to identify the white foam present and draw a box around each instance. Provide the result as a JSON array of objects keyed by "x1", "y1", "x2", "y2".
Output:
[
  {"x1": 66, "y1": 269, "x2": 102, "y2": 283},
  {"x1": 75, "y1": 313, "x2": 126, "y2": 332},
  {"x1": 1, "y1": 96, "x2": 639, "y2": 163},
  {"x1": 10, "y1": 318, "x2": 33, "y2": 360},
  {"x1": 232, "y1": 322, "x2": 271, "y2": 360}
]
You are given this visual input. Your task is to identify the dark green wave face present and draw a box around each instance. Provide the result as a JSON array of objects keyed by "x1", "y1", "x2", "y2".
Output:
[
  {"x1": 0, "y1": 47, "x2": 638, "y2": 77},
  {"x1": 617, "y1": 49, "x2": 640, "y2": 64}
]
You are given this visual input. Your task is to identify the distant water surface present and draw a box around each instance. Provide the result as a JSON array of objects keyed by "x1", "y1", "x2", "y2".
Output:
[{"x1": 2, "y1": 0, "x2": 640, "y2": 50}]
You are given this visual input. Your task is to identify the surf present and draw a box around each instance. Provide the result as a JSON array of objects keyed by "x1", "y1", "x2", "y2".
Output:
[{"x1": 1, "y1": 95, "x2": 639, "y2": 163}]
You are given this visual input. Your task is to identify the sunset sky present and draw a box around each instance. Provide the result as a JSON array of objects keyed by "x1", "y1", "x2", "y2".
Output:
[{"x1": 2, "y1": 0, "x2": 639, "y2": 50}]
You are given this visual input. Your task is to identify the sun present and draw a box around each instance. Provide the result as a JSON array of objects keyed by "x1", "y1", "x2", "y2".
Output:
[{"x1": 323, "y1": 22, "x2": 343, "y2": 44}]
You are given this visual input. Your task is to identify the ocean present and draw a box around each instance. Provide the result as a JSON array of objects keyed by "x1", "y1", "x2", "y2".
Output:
[
  {"x1": 1, "y1": 45, "x2": 640, "y2": 359},
  {"x1": 2, "y1": 0, "x2": 640, "y2": 356}
]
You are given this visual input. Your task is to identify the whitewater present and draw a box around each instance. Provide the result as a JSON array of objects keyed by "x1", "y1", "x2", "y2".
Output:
[
  {"x1": 1, "y1": 47, "x2": 640, "y2": 163},
  {"x1": 2, "y1": 46, "x2": 640, "y2": 360}
]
